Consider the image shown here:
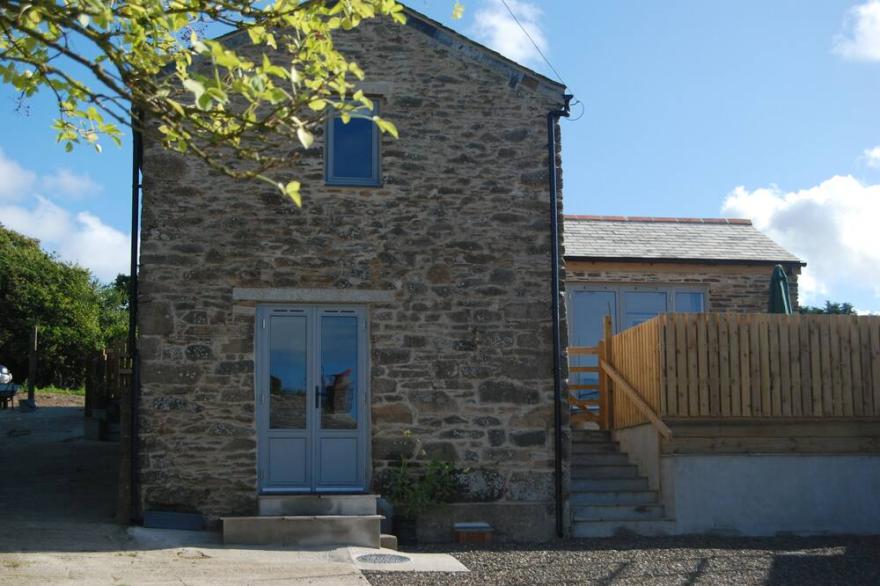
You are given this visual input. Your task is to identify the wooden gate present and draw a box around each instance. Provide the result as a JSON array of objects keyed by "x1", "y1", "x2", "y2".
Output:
[{"x1": 567, "y1": 315, "x2": 613, "y2": 429}]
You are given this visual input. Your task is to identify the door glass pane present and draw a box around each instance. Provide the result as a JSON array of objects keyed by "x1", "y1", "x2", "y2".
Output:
[
  {"x1": 320, "y1": 315, "x2": 359, "y2": 430},
  {"x1": 570, "y1": 291, "x2": 616, "y2": 407},
  {"x1": 622, "y1": 291, "x2": 667, "y2": 329},
  {"x1": 269, "y1": 315, "x2": 308, "y2": 430},
  {"x1": 675, "y1": 292, "x2": 705, "y2": 313}
]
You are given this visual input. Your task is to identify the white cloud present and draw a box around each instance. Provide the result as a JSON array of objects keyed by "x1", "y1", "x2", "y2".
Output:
[
  {"x1": 722, "y1": 175, "x2": 880, "y2": 307},
  {"x1": 471, "y1": 0, "x2": 548, "y2": 66},
  {"x1": 833, "y1": 0, "x2": 880, "y2": 61},
  {"x1": 41, "y1": 168, "x2": 102, "y2": 198},
  {"x1": 0, "y1": 151, "x2": 128, "y2": 282},
  {"x1": 0, "y1": 147, "x2": 37, "y2": 200},
  {"x1": 0, "y1": 197, "x2": 129, "y2": 282},
  {"x1": 863, "y1": 145, "x2": 880, "y2": 168}
]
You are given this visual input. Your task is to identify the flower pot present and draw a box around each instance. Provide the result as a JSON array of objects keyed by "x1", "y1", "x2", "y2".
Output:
[{"x1": 392, "y1": 515, "x2": 418, "y2": 546}]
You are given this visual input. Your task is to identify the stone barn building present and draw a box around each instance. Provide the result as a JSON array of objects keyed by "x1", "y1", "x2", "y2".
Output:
[{"x1": 135, "y1": 6, "x2": 569, "y2": 544}]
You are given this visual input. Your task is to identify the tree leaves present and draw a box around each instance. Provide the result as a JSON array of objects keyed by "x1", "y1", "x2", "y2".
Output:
[
  {"x1": 373, "y1": 116, "x2": 398, "y2": 138},
  {"x1": 296, "y1": 127, "x2": 314, "y2": 149},
  {"x1": 0, "y1": 225, "x2": 122, "y2": 388},
  {"x1": 0, "y1": 0, "x2": 466, "y2": 203},
  {"x1": 284, "y1": 181, "x2": 302, "y2": 207}
]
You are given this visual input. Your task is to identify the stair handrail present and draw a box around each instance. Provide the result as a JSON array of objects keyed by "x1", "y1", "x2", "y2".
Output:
[{"x1": 599, "y1": 358, "x2": 672, "y2": 439}]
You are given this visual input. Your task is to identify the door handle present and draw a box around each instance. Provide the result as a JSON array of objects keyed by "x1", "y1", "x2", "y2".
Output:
[{"x1": 315, "y1": 385, "x2": 320, "y2": 409}]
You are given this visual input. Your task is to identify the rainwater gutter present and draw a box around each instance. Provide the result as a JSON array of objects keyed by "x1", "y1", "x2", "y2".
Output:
[
  {"x1": 129, "y1": 110, "x2": 143, "y2": 523},
  {"x1": 548, "y1": 94, "x2": 572, "y2": 539}
]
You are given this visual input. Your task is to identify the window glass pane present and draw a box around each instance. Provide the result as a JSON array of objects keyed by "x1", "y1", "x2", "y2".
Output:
[
  {"x1": 622, "y1": 291, "x2": 667, "y2": 329},
  {"x1": 570, "y1": 291, "x2": 616, "y2": 406},
  {"x1": 269, "y1": 315, "x2": 307, "y2": 430},
  {"x1": 331, "y1": 117, "x2": 374, "y2": 179},
  {"x1": 320, "y1": 315, "x2": 359, "y2": 430},
  {"x1": 675, "y1": 292, "x2": 705, "y2": 313}
]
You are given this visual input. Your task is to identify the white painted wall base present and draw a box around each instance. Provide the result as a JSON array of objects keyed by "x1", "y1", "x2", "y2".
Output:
[{"x1": 663, "y1": 454, "x2": 880, "y2": 536}]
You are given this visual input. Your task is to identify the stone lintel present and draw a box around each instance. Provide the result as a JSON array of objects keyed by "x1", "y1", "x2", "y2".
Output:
[
  {"x1": 356, "y1": 81, "x2": 394, "y2": 98},
  {"x1": 232, "y1": 287, "x2": 396, "y2": 304}
]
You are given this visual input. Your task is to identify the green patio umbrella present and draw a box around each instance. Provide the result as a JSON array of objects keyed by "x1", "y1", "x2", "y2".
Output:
[{"x1": 768, "y1": 264, "x2": 793, "y2": 314}]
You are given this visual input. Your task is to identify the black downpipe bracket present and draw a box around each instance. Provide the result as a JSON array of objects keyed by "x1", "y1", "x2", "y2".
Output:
[
  {"x1": 129, "y1": 110, "x2": 143, "y2": 523},
  {"x1": 548, "y1": 94, "x2": 572, "y2": 538}
]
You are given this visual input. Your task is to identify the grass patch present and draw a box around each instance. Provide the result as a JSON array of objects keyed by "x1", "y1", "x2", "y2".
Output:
[{"x1": 36, "y1": 385, "x2": 85, "y2": 396}]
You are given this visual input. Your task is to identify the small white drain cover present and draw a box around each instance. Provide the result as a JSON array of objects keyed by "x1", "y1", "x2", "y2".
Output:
[{"x1": 356, "y1": 553, "x2": 411, "y2": 564}]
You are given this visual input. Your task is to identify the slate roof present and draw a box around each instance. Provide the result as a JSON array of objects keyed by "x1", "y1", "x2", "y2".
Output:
[{"x1": 564, "y1": 216, "x2": 804, "y2": 265}]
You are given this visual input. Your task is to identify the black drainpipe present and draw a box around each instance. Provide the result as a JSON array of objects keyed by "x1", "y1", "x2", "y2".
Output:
[
  {"x1": 129, "y1": 110, "x2": 143, "y2": 523},
  {"x1": 548, "y1": 94, "x2": 572, "y2": 538}
]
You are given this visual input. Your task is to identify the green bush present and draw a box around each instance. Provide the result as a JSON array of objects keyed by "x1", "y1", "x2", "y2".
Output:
[{"x1": 385, "y1": 431, "x2": 458, "y2": 520}]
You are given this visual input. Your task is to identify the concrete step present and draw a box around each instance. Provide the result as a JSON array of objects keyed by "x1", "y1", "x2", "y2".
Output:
[
  {"x1": 571, "y1": 431, "x2": 612, "y2": 443},
  {"x1": 258, "y1": 494, "x2": 378, "y2": 516},
  {"x1": 572, "y1": 519, "x2": 676, "y2": 538},
  {"x1": 572, "y1": 442, "x2": 619, "y2": 454},
  {"x1": 572, "y1": 464, "x2": 639, "y2": 479},
  {"x1": 222, "y1": 515, "x2": 382, "y2": 547},
  {"x1": 573, "y1": 504, "x2": 666, "y2": 522},
  {"x1": 571, "y1": 453, "x2": 630, "y2": 466},
  {"x1": 570, "y1": 490, "x2": 659, "y2": 506},
  {"x1": 572, "y1": 477, "x2": 649, "y2": 491}
]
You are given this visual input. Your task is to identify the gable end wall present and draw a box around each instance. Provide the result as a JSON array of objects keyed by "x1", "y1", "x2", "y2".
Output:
[{"x1": 137, "y1": 16, "x2": 567, "y2": 542}]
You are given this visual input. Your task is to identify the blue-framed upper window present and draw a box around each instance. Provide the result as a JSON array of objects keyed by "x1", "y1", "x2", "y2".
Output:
[{"x1": 325, "y1": 105, "x2": 381, "y2": 186}]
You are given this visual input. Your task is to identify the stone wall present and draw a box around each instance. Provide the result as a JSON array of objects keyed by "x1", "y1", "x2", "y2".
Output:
[
  {"x1": 565, "y1": 261, "x2": 800, "y2": 313},
  {"x1": 137, "y1": 13, "x2": 567, "y2": 539}
]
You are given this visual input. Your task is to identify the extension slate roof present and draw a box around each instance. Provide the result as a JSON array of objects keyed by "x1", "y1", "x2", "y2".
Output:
[{"x1": 564, "y1": 216, "x2": 804, "y2": 266}]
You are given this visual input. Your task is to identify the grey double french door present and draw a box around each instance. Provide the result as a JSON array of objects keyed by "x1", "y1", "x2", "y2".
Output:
[{"x1": 256, "y1": 306, "x2": 368, "y2": 493}]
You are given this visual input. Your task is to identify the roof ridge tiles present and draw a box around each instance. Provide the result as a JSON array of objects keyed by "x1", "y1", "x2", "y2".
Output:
[{"x1": 564, "y1": 215, "x2": 752, "y2": 225}]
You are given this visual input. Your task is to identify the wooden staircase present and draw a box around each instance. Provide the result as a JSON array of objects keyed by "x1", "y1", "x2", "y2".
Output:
[{"x1": 570, "y1": 430, "x2": 674, "y2": 537}]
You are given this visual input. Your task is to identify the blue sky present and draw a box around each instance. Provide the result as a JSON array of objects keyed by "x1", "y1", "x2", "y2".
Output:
[{"x1": 1, "y1": 0, "x2": 879, "y2": 310}]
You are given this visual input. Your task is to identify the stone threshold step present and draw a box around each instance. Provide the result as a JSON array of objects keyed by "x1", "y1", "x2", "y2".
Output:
[
  {"x1": 223, "y1": 515, "x2": 383, "y2": 548},
  {"x1": 258, "y1": 494, "x2": 378, "y2": 516}
]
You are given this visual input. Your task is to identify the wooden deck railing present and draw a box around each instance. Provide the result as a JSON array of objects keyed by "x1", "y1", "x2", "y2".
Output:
[
  {"x1": 605, "y1": 316, "x2": 670, "y2": 436},
  {"x1": 658, "y1": 313, "x2": 880, "y2": 419},
  {"x1": 567, "y1": 344, "x2": 602, "y2": 428},
  {"x1": 567, "y1": 313, "x2": 880, "y2": 432}
]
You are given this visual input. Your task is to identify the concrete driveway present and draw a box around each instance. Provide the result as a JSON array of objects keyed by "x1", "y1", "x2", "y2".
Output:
[
  {"x1": 0, "y1": 400, "x2": 371, "y2": 585},
  {"x1": 0, "y1": 398, "x2": 460, "y2": 585}
]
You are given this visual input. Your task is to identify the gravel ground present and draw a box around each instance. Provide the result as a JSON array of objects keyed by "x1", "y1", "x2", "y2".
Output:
[{"x1": 365, "y1": 536, "x2": 880, "y2": 585}]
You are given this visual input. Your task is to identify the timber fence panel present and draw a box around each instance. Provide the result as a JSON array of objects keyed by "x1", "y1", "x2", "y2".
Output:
[
  {"x1": 851, "y1": 317, "x2": 864, "y2": 417},
  {"x1": 870, "y1": 319, "x2": 878, "y2": 416},
  {"x1": 600, "y1": 314, "x2": 880, "y2": 426},
  {"x1": 698, "y1": 315, "x2": 710, "y2": 416},
  {"x1": 606, "y1": 318, "x2": 664, "y2": 429},
  {"x1": 728, "y1": 315, "x2": 741, "y2": 416},
  {"x1": 641, "y1": 314, "x2": 880, "y2": 421}
]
